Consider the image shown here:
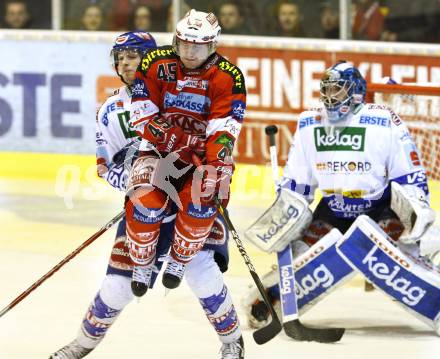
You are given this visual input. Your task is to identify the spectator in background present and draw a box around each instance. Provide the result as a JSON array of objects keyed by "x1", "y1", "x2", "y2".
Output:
[
  {"x1": 81, "y1": 4, "x2": 105, "y2": 30},
  {"x1": 424, "y1": 0, "x2": 440, "y2": 43},
  {"x1": 271, "y1": 0, "x2": 305, "y2": 37},
  {"x1": 166, "y1": 0, "x2": 190, "y2": 32},
  {"x1": 381, "y1": 0, "x2": 437, "y2": 43},
  {"x1": 218, "y1": 1, "x2": 251, "y2": 35},
  {"x1": 110, "y1": 0, "x2": 169, "y2": 31},
  {"x1": 320, "y1": 1, "x2": 339, "y2": 39},
  {"x1": 62, "y1": 0, "x2": 111, "y2": 30},
  {"x1": 352, "y1": 0, "x2": 384, "y2": 40},
  {"x1": 2, "y1": 0, "x2": 31, "y2": 29},
  {"x1": 130, "y1": 4, "x2": 152, "y2": 31}
]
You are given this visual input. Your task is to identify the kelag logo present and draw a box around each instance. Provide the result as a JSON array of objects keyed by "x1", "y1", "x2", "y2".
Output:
[
  {"x1": 314, "y1": 127, "x2": 366, "y2": 152},
  {"x1": 256, "y1": 204, "x2": 299, "y2": 243}
]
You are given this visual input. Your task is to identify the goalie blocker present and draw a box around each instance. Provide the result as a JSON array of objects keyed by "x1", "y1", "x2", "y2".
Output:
[
  {"x1": 244, "y1": 189, "x2": 354, "y2": 317},
  {"x1": 337, "y1": 215, "x2": 440, "y2": 335},
  {"x1": 244, "y1": 188, "x2": 312, "y2": 253}
]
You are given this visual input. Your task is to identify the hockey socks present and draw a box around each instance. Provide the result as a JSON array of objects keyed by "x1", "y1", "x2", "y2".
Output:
[
  {"x1": 200, "y1": 285, "x2": 241, "y2": 342},
  {"x1": 78, "y1": 293, "x2": 122, "y2": 349},
  {"x1": 76, "y1": 275, "x2": 133, "y2": 349}
]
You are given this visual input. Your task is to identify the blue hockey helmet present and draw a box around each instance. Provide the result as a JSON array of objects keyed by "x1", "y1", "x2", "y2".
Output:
[
  {"x1": 111, "y1": 31, "x2": 157, "y2": 74},
  {"x1": 320, "y1": 61, "x2": 367, "y2": 122}
]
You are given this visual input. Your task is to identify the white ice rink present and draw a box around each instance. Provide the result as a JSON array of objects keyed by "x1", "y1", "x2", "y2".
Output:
[{"x1": 1, "y1": 178, "x2": 439, "y2": 359}]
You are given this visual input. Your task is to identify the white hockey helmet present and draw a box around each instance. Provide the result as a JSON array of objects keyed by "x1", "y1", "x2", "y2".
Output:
[
  {"x1": 173, "y1": 9, "x2": 221, "y2": 67},
  {"x1": 175, "y1": 9, "x2": 221, "y2": 44}
]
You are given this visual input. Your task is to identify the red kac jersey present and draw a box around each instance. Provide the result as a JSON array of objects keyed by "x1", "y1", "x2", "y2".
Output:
[{"x1": 130, "y1": 45, "x2": 246, "y2": 163}]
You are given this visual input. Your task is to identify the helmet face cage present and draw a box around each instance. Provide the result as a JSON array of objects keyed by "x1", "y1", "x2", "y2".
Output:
[
  {"x1": 320, "y1": 78, "x2": 354, "y2": 109},
  {"x1": 111, "y1": 47, "x2": 143, "y2": 71},
  {"x1": 320, "y1": 62, "x2": 366, "y2": 122}
]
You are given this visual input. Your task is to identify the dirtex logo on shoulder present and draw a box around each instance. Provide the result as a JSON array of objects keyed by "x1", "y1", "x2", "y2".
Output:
[{"x1": 314, "y1": 127, "x2": 366, "y2": 152}]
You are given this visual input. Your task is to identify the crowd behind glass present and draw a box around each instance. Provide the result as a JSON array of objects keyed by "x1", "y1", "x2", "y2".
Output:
[{"x1": 1, "y1": 0, "x2": 440, "y2": 43}]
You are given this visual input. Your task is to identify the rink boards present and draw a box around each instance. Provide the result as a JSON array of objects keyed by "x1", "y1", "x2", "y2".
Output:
[{"x1": 1, "y1": 150, "x2": 439, "y2": 210}]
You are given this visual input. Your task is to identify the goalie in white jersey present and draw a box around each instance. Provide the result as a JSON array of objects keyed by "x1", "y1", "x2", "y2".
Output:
[
  {"x1": 50, "y1": 31, "x2": 243, "y2": 359},
  {"x1": 246, "y1": 61, "x2": 439, "y2": 329}
]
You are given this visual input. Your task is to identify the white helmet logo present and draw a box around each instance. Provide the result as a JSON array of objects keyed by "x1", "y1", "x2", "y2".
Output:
[{"x1": 187, "y1": 17, "x2": 202, "y2": 28}]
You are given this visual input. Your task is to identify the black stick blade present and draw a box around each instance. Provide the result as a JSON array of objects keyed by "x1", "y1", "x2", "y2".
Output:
[
  {"x1": 283, "y1": 320, "x2": 345, "y2": 343},
  {"x1": 253, "y1": 316, "x2": 283, "y2": 345}
]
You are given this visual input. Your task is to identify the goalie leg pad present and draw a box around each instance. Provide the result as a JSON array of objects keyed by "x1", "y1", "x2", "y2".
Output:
[
  {"x1": 337, "y1": 215, "x2": 440, "y2": 334},
  {"x1": 277, "y1": 229, "x2": 355, "y2": 314},
  {"x1": 294, "y1": 229, "x2": 355, "y2": 313},
  {"x1": 243, "y1": 229, "x2": 355, "y2": 327}
]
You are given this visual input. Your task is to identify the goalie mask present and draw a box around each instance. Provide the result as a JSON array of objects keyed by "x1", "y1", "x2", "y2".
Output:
[
  {"x1": 111, "y1": 31, "x2": 157, "y2": 83},
  {"x1": 320, "y1": 61, "x2": 367, "y2": 123},
  {"x1": 173, "y1": 9, "x2": 221, "y2": 69}
]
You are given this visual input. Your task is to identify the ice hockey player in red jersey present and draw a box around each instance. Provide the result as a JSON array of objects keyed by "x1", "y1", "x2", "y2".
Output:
[
  {"x1": 49, "y1": 25, "x2": 245, "y2": 359},
  {"x1": 126, "y1": 9, "x2": 246, "y2": 298}
]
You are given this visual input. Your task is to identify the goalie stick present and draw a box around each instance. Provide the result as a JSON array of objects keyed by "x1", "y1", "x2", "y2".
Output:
[
  {"x1": 0, "y1": 210, "x2": 125, "y2": 319},
  {"x1": 191, "y1": 153, "x2": 282, "y2": 344},
  {"x1": 215, "y1": 200, "x2": 282, "y2": 345},
  {"x1": 265, "y1": 124, "x2": 345, "y2": 343}
]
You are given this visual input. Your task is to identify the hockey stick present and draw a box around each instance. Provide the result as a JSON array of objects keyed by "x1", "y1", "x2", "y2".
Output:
[
  {"x1": 215, "y1": 200, "x2": 282, "y2": 345},
  {"x1": 191, "y1": 153, "x2": 282, "y2": 344},
  {"x1": 0, "y1": 210, "x2": 125, "y2": 319},
  {"x1": 265, "y1": 125, "x2": 345, "y2": 342}
]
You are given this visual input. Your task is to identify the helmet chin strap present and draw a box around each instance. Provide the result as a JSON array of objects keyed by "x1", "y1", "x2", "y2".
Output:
[{"x1": 322, "y1": 106, "x2": 354, "y2": 135}]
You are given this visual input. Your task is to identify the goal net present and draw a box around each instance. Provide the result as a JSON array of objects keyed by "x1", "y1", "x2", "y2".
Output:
[{"x1": 367, "y1": 83, "x2": 440, "y2": 181}]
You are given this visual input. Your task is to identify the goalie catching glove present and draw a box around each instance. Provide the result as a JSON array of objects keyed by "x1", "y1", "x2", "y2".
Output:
[{"x1": 391, "y1": 182, "x2": 436, "y2": 244}]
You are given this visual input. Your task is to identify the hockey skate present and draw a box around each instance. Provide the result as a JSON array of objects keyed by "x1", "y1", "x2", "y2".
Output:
[
  {"x1": 49, "y1": 339, "x2": 92, "y2": 359},
  {"x1": 131, "y1": 265, "x2": 153, "y2": 297},
  {"x1": 162, "y1": 258, "x2": 186, "y2": 289},
  {"x1": 220, "y1": 336, "x2": 244, "y2": 359}
]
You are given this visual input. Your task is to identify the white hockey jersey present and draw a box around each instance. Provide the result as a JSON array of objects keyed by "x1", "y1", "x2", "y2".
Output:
[
  {"x1": 281, "y1": 104, "x2": 429, "y2": 219},
  {"x1": 96, "y1": 86, "x2": 138, "y2": 191}
]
